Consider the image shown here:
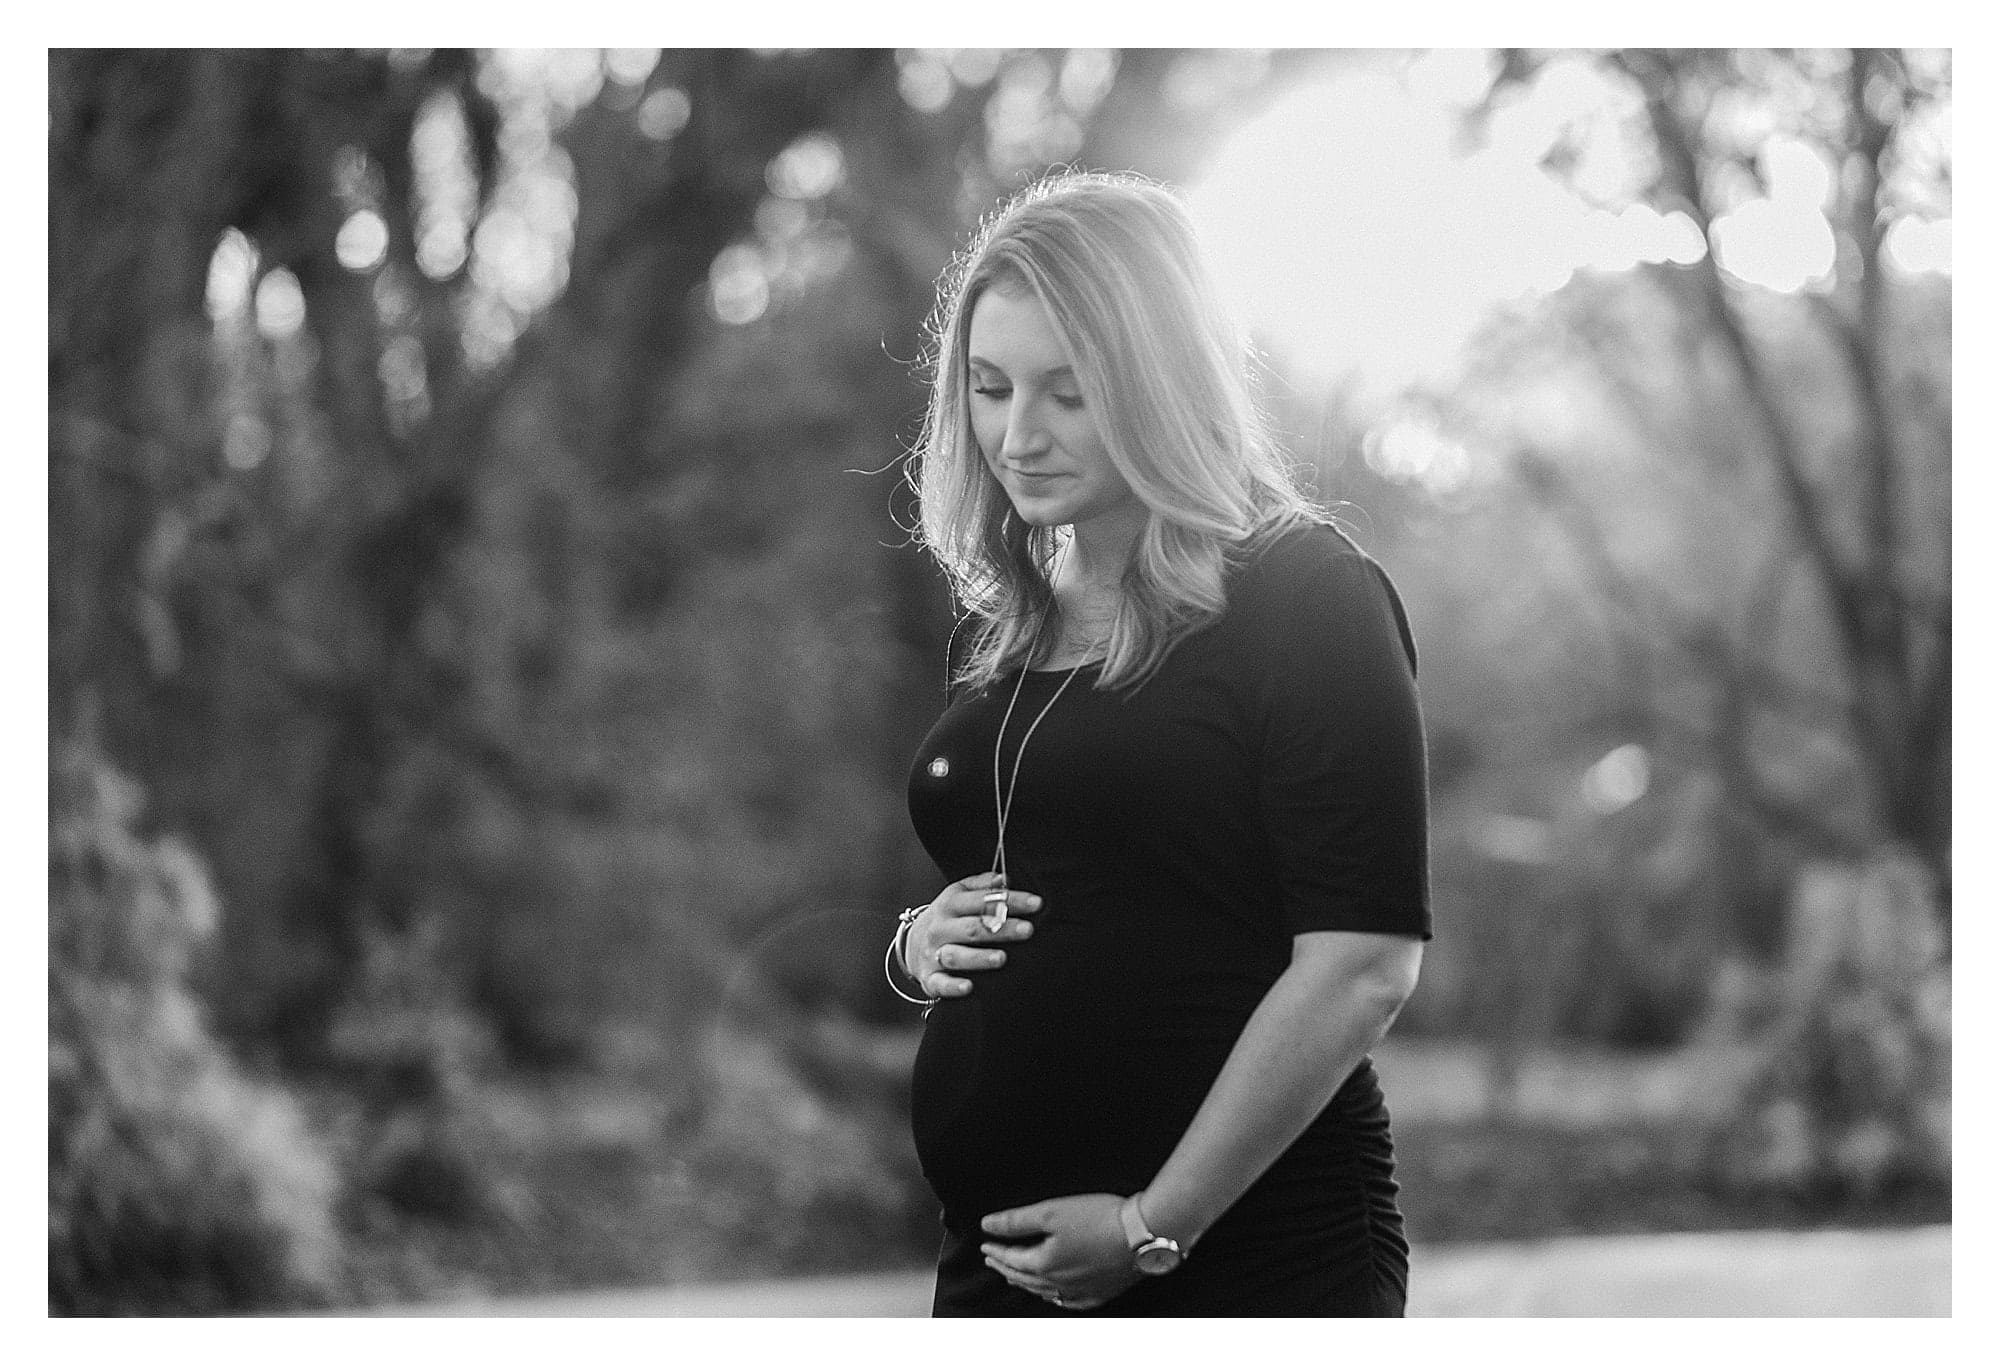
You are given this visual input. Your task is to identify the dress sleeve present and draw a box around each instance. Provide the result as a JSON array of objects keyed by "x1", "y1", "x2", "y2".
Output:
[{"x1": 1253, "y1": 539, "x2": 1432, "y2": 940}]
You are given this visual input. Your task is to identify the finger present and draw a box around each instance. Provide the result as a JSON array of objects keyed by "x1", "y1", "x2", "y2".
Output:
[
  {"x1": 922, "y1": 971, "x2": 973, "y2": 997},
  {"x1": 980, "y1": 893, "x2": 1041, "y2": 937},
  {"x1": 982, "y1": 1251, "x2": 1041, "y2": 1280},
  {"x1": 952, "y1": 888, "x2": 1043, "y2": 922},
  {"x1": 981, "y1": 1203, "x2": 1051, "y2": 1239},
  {"x1": 1003, "y1": 890, "x2": 1043, "y2": 916},
  {"x1": 980, "y1": 1243, "x2": 1031, "y2": 1273},
  {"x1": 983, "y1": 1257, "x2": 1057, "y2": 1298},
  {"x1": 980, "y1": 1240, "x2": 1052, "y2": 1275},
  {"x1": 953, "y1": 915, "x2": 1034, "y2": 948},
  {"x1": 937, "y1": 943, "x2": 1008, "y2": 973}
]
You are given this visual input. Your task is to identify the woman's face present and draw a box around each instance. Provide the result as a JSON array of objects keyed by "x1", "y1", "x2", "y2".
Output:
[{"x1": 965, "y1": 286, "x2": 1139, "y2": 533}]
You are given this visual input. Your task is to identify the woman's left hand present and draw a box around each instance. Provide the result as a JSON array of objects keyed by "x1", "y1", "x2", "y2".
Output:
[{"x1": 979, "y1": 1194, "x2": 1143, "y2": 1311}]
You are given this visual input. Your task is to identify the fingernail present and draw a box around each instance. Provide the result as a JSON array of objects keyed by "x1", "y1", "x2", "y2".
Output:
[
  {"x1": 1016, "y1": 922, "x2": 1033, "y2": 937},
  {"x1": 1027, "y1": 895, "x2": 1042, "y2": 907}
]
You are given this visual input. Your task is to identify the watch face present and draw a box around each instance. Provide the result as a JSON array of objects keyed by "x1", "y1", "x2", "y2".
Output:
[{"x1": 1134, "y1": 1240, "x2": 1183, "y2": 1275}]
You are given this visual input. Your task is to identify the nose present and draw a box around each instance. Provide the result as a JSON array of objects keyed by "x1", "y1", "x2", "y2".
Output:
[{"x1": 999, "y1": 394, "x2": 1050, "y2": 463}]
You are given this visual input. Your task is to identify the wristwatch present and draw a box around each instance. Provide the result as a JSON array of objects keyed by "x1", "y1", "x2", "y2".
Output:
[{"x1": 1119, "y1": 1195, "x2": 1186, "y2": 1276}]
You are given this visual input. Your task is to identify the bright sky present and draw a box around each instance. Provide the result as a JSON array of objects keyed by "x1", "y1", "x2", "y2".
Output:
[{"x1": 1186, "y1": 50, "x2": 1953, "y2": 409}]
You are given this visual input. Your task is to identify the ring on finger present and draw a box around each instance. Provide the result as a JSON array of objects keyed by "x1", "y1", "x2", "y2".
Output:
[{"x1": 980, "y1": 889, "x2": 1008, "y2": 932}]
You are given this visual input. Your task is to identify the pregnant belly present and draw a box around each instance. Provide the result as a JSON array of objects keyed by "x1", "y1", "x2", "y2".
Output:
[{"x1": 909, "y1": 917, "x2": 1267, "y2": 1227}]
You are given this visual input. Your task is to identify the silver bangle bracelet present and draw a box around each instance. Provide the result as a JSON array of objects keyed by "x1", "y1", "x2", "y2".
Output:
[{"x1": 884, "y1": 904, "x2": 936, "y2": 1007}]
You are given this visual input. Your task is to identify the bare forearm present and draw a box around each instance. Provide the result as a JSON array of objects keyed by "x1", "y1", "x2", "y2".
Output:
[{"x1": 1140, "y1": 938, "x2": 1421, "y2": 1249}]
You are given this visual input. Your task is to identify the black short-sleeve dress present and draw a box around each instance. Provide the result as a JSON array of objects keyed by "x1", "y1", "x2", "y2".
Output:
[{"x1": 905, "y1": 523, "x2": 1432, "y2": 1317}]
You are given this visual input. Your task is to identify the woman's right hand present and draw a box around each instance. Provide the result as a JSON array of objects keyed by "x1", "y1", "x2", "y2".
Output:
[{"x1": 904, "y1": 872, "x2": 1041, "y2": 998}]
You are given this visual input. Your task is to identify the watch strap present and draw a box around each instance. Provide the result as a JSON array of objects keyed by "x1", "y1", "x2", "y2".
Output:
[
  {"x1": 1118, "y1": 1194, "x2": 1154, "y2": 1250},
  {"x1": 1119, "y1": 1194, "x2": 1185, "y2": 1273}
]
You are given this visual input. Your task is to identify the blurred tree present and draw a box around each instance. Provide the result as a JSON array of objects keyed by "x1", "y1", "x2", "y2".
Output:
[
  {"x1": 1465, "y1": 48, "x2": 1949, "y2": 901},
  {"x1": 1371, "y1": 48, "x2": 1948, "y2": 1119},
  {"x1": 49, "y1": 49, "x2": 945, "y2": 1063},
  {"x1": 51, "y1": 47, "x2": 1331, "y2": 1056},
  {"x1": 51, "y1": 48, "x2": 515, "y2": 1052},
  {"x1": 50, "y1": 49, "x2": 1329, "y2": 1305}
]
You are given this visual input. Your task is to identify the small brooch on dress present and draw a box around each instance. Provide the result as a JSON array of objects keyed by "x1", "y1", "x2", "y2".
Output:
[{"x1": 928, "y1": 757, "x2": 950, "y2": 779}]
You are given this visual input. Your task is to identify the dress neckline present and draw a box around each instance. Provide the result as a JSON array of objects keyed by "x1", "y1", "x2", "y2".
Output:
[{"x1": 1023, "y1": 657, "x2": 1105, "y2": 677}]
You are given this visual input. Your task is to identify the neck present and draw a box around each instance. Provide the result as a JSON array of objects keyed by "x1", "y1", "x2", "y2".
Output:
[{"x1": 1062, "y1": 503, "x2": 1146, "y2": 592}]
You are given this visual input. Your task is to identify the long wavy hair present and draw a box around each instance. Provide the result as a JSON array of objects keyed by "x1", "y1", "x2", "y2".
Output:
[{"x1": 913, "y1": 170, "x2": 1326, "y2": 693}]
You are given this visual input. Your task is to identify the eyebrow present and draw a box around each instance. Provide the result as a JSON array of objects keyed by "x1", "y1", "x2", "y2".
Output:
[{"x1": 966, "y1": 356, "x2": 1077, "y2": 381}]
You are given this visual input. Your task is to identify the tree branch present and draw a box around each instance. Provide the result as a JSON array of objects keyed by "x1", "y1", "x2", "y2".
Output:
[
  {"x1": 1611, "y1": 51, "x2": 1869, "y2": 676},
  {"x1": 1513, "y1": 446, "x2": 1855, "y2": 735},
  {"x1": 1827, "y1": 49, "x2": 1911, "y2": 713}
]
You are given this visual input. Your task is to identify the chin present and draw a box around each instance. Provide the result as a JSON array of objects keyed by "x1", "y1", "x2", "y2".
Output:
[
  {"x1": 1009, "y1": 503, "x2": 1071, "y2": 527},
  {"x1": 1006, "y1": 491, "x2": 1094, "y2": 528}
]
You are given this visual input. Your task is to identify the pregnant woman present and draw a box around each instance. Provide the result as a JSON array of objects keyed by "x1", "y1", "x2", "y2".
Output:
[{"x1": 885, "y1": 171, "x2": 1432, "y2": 1316}]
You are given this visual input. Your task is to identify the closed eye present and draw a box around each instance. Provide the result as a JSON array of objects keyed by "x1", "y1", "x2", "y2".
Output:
[{"x1": 970, "y1": 385, "x2": 1084, "y2": 412}]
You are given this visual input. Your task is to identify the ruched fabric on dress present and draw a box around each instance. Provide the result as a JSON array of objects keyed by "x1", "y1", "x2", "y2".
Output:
[{"x1": 929, "y1": 1059, "x2": 1410, "y2": 1316}]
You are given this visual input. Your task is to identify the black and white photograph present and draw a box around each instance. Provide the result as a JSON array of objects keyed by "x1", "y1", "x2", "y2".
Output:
[{"x1": 45, "y1": 36, "x2": 1957, "y2": 1327}]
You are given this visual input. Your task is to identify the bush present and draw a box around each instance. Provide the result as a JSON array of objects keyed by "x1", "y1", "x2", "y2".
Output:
[
  {"x1": 321, "y1": 919, "x2": 507, "y2": 1225},
  {"x1": 50, "y1": 730, "x2": 343, "y2": 1315},
  {"x1": 1701, "y1": 850, "x2": 1951, "y2": 1197}
]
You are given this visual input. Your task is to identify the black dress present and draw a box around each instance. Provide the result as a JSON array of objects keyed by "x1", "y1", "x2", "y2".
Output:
[{"x1": 905, "y1": 523, "x2": 1432, "y2": 1317}]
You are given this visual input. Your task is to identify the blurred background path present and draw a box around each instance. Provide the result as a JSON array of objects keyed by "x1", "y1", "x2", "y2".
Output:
[{"x1": 365, "y1": 1223, "x2": 1949, "y2": 1317}]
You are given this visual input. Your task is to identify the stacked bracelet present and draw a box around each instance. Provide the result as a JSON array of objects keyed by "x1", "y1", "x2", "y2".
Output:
[{"x1": 884, "y1": 903, "x2": 937, "y2": 1008}]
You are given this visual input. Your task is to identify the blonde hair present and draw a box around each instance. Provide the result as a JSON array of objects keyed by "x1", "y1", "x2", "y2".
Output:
[{"x1": 913, "y1": 170, "x2": 1324, "y2": 693}]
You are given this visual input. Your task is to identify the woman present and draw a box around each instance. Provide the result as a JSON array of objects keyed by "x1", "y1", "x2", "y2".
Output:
[{"x1": 885, "y1": 171, "x2": 1431, "y2": 1317}]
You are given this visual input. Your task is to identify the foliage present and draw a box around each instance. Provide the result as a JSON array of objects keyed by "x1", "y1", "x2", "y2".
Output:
[
  {"x1": 49, "y1": 726, "x2": 342, "y2": 1315},
  {"x1": 48, "y1": 47, "x2": 1340, "y2": 1310},
  {"x1": 49, "y1": 48, "x2": 1313, "y2": 1061},
  {"x1": 46, "y1": 47, "x2": 1950, "y2": 1309},
  {"x1": 1392, "y1": 1113, "x2": 1947, "y2": 1251},
  {"x1": 321, "y1": 1019, "x2": 935, "y2": 1303},
  {"x1": 329, "y1": 1038, "x2": 1948, "y2": 1303},
  {"x1": 1699, "y1": 851, "x2": 1950, "y2": 1196},
  {"x1": 1456, "y1": 49, "x2": 1950, "y2": 886},
  {"x1": 1378, "y1": 51, "x2": 1949, "y2": 1073},
  {"x1": 318, "y1": 919, "x2": 510, "y2": 1223}
]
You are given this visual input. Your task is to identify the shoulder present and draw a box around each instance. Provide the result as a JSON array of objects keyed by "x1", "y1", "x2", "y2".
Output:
[
  {"x1": 1227, "y1": 521, "x2": 1397, "y2": 623},
  {"x1": 1232, "y1": 520, "x2": 1370, "y2": 595},
  {"x1": 1224, "y1": 521, "x2": 1418, "y2": 673}
]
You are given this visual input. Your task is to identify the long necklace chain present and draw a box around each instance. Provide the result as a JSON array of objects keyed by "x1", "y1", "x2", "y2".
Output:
[{"x1": 989, "y1": 597, "x2": 1105, "y2": 887}]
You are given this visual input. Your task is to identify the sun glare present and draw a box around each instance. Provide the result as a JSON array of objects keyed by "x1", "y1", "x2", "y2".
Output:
[
  {"x1": 1187, "y1": 62, "x2": 1533, "y2": 402},
  {"x1": 1186, "y1": 53, "x2": 1946, "y2": 410},
  {"x1": 204, "y1": 229, "x2": 259, "y2": 321},
  {"x1": 1185, "y1": 58, "x2": 1671, "y2": 402},
  {"x1": 1886, "y1": 216, "x2": 1952, "y2": 276}
]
